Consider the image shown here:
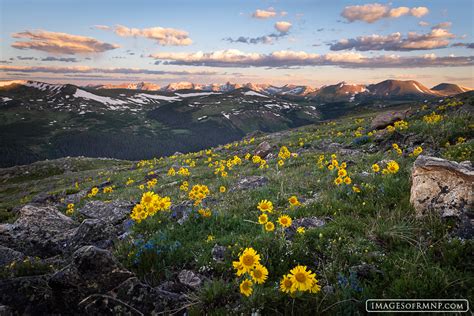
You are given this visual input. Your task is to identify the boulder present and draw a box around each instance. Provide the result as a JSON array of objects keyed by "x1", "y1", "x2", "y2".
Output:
[
  {"x1": 0, "y1": 246, "x2": 25, "y2": 266},
  {"x1": 285, "y1": 217, "x2": 326, "y2": 238},
  {"x1": 0, "y1": 275, "x2": 54, "y2": 314},
  {"x1": 410, "y1": 156, "x2": 473, "y2": 238},
  {"x1": 78, "y1": 200, "x2": 133, "y2": 225},
  {"x1": 49, "y1": 246, "x2": 133, "y2": 309},
  {"x1": 0, "y1": 205, "x2": 77, "y2": 257},
  {"x1": 68, "y1": 219, "x2": 116, "y2": 251},
  {"x1": 178, "y1": 270, "x2": 203, "y2": 289},
  {"x1": 254, "y1": 141, "x2": 273, "y2": 158},
  {"x1": 370, "y1": 109, "x2": 409, "y2": 130},
  {"x1": 233, "y1": 176, "x2": 268, "y2": 191},
  {"x1": 211, "y1": 244, "x2": 227, "y2": 262}
]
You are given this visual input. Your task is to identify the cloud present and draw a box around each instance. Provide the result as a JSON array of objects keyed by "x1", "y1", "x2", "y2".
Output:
[
  {"x1": 275, "y1": 21, "x2": 292, "y2": 33},
  {"x1": 223, "y1": 21, "x2": 292, "y2": 45},
  {"x1": 330, "y1": 28, "x2": 455, "y2": 51},
  {"x1": 0, "y1": 65, "x2": 217, "y2": 76},
  {"x1": 252, "y1": 8, "x2": 277, "y2": 19},
  {"x1": 91, "y1": 25, "x2": 110, "y2": 30},
  {"x1": 11, "y1": 30, "x2": 119, "y2": 54},
  {"x1": 410, "y1": 7, "x2": 429, "y2": 18},
  {"x1": 224, "y1": 35, "x2": 276, "y2": 45},
  {"x1": 41, "y1": 56, "x2": 79, "y2": 62},
  {"x1": 341, "y1": 3, "x2": 429, "y2": 23},
  {"x1": 149, "y1": 49, "x2": 473, "y2": 68},
  {"x1": 16, "y1": 56, "x2": 37, "y2": 60},
  {"x1": 452, "y1": 42, "x2": 474, "y2": 49},
  {"x1": 109, "y1": 25, "x2": 192, "y2": 46},
  {"x1": 432, "y1": 21, "x2": 452, "y2": 29},
  {"x1": 418, "y1": 21, "x2": 429, "y2": 27}
]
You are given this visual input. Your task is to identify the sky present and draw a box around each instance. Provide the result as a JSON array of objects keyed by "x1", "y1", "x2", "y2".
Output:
[{"x1": 0, "y1": 0, "x2": 473, "y2": 88}]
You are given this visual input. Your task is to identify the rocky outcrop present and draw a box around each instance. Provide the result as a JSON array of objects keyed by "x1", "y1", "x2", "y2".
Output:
[
  {"x1": 78, "y1": 200, "x2": 134, "y2": 225},
  {"x1": 370, "y1": 109, "x2": 410, "y2": 130},
  {"x1": 0, "y1": 205, "x2": 77, "y2": 257},
  {"x1": 254, "y1": 141, "x2": 273, "y2": 158},
  {"x1": 49, "y1": 246, "x2": 134, "y2": 309},
  {"x1": 410, "y1": 156, "x2": 473, "y2": 238}
]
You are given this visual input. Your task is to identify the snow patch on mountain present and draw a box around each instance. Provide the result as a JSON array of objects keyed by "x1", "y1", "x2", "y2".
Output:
[
  {"x1": 243, "y1": 91, "x2": 268, "y2": 98},
  {"x1": 73, "y1": 89, "x2": 127, "y2": 105}
]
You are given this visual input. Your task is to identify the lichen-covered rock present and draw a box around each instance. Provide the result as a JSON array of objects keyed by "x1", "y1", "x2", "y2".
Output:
[
  {"x1": 370, "y1": 109, "x2": 410, "y2": 130},
  {"x1": 49, "y1": 246, "x2": 133, "y2": 309},
  {"x1": 78, "y1": 200, "x2": 133, "y2": 225},
  {"x1": 0, "y1": 275, "x2": 54, "y2": 314},
  {"x1": 0, "y1": 205, "x2": 77, "y2": 257},
  {"x1": 410, "y1": 156, "x2": 473, "y2": 238},
  {"x1": 254, "y1": 141, "x2": 273, "y2": 158},
  {"x1": 68, "y1": 219, "x2": 116, "y2": 251},
  {"x1": 211, "y1": 244, "x2": 227, "y2": 262},
  {"x1": 178, "y1": 270, "x2": 202, "y2": 289},
  {"x1": 233, "y1": 176, "x2": 268, "y2": 191},
  {"x1": 0, "y1": 246, "x2": 25, "y2": 266},
  {"x1": 286, "y1": 216, "x2": 326, "y2": 238}
]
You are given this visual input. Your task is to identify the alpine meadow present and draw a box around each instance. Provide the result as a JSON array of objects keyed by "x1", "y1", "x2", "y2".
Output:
[{"x1": 0, "y1": 0, "x2": 473, "y2": 315}]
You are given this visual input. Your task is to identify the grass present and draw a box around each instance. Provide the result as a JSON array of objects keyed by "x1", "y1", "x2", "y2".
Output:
[{"x1": 1, "y1": 95, "x2": 473, "y2": 314}]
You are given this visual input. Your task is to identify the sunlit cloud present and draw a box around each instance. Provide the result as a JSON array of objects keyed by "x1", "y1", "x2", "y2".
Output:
[
  {"x1": 432, "y1": 22, "x2": 452, "y2": 29},
  {"x1": 11, "y1": 30, "x2": 119, "y2": 54},
  {"x1": 111, "y1": 25, "x2": 192, "y2": 46},
  {"x1": 252, "y1": 8, "x2": 277, "y2": 19},
  {"x1": 452, "y1": 42, "x2": 474, "y2": 49},
  {"x1": 150, "y1": 49, "x2": 473, "y2": 68},
  {"x1": 330, "y1": 28, "x2": 456, "y2": 51},
  {"x1": 0, "y1": 65, "x2": 217, "y2": 76},
  {"x1": 418, "y1": 21, "x2": 429, "y2": 27},
  {"x1": 275, "y1": 21, "x2": 292, "y2": 33},
  {"x1": 341, "y1": 3, "x2": 429, "y2": 23}
]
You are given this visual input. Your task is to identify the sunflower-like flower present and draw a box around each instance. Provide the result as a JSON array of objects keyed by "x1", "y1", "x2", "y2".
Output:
[
  {"x1": 239, "y1": 248, "x2": 261, "y2": 272},
  {"x1": 279, "y1": 274, "x2": 294, "y2": 293},
  {"x1": 258, "y1": 213, "x2": 268, "y2": 224},
  {"x1": 289, "y1": 265, "x2": 316, "y2": 292},
  {"x1": 278, "y1": 215, "x2": 292, "y2": 228},
  {"x1": 240, "y1": 279, "x2": 253, "y2": 297},
  {"x1": 288, "y1": 196, "x2": 300, "y2": 207},
  {"x1": 265, "y1": 221, "x2": 275, "y2": 232},
  {"x1": 257, "y1": 200, "x2": 273, "y2": 213},
  {"x1": 250, "y1": 264, "x2": 268, "y2": 284}
]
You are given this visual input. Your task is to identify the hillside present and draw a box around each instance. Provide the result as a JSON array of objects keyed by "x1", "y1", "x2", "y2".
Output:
[{"x1": 0, "y1": 93, "x2": 472, "y2": 314}]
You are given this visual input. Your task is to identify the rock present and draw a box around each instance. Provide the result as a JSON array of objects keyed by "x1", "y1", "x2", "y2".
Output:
[
  {"x1": 170, "y1": 201, "x2": 193, "y2": 225},
  {"x1": 349, "y1": 264, "x2": 384, "y2": 280},
  {"x1": 78, "y1": 200, "x2": 133, "y2": 225},
  {"x1": 233, "y1": 176, "x2": 268, "y2": 191},
  {"x1": 78, "y1": 294, "x2": 143, "y2": 315},
  {"x1": 0, "y1": 246, "x2": 25, "y2": 266},
  {"x1": 63, "y1": 189, "x2": 89, "y2": 205},
  {"x1": 211, "y1": 244, "x2": 227, "y2": 262},
  {"x1": 0, "y1": 275, "x2": 54, "y2": 314},
  {"x1": 410, "y1": 156, "x2": 473, "y2": 238},
  {"x1": 178, "y1": 270, "x2": 202, "y2": 289},
  {"x1": 49, "y1": 246, "x2": 133, "y2": 309},
  {"x1": 322, "y1": 285, "x2": 334, "y2": 294},
  {"x1": 286, "y1": 217, "x2": 326, "y2": 238},
  {"x1": 108, "y1": 277, "x2": 180, "y2": 314},
  {"x1": 0, "y1": 205, "x2": 77, "y2": 257},
  {"x1": 0, "y1": 305, "x2": 14, "y2": 316},
  {"x1": 30, "y1": 192, "x2": 59, "y2": 205},
  {"x1": 68, "y1": 219, "x2": 116, "y2": 251},
  {"x1": 370, "y1": 109, "x2": 409, "y2": 130},
  {"x1": 254, "y1": 141, "x2": 273, "y2": 158}
]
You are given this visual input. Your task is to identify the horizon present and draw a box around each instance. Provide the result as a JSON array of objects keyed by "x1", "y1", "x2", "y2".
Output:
[
  {"x1": 0, "y1": 0, "x2": 473, "y2": 87},
  {"x1": 0, "y1": 78, "x2": 471, "y2": 90}
]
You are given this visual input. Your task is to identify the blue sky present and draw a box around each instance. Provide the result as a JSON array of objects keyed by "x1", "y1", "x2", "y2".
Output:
[{"x1": 0, "y1": 0, "x2": 473, "y2": 87}]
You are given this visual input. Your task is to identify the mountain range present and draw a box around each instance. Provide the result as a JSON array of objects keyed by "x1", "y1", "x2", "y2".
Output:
[
  {"x1": 92, "y1": 79, "x2": 471, "y2": 99},
  {"x1": 0, "y1": 79, "x2": 471, "y2": 167}
]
